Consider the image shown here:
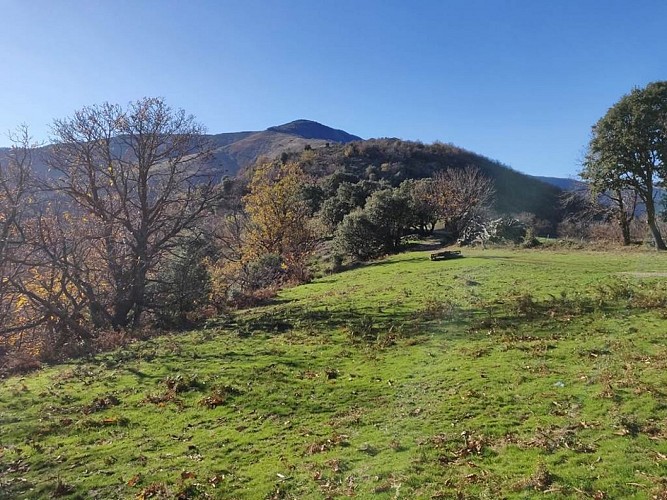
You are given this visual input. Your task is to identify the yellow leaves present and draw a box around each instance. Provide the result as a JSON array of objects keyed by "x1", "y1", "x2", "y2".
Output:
[
  {"x1": 15, "y1": 295, "x2": 29, "y2": 309},
  {"x1": 243, "y1": 161, "x2": 316, "y2": 262}
]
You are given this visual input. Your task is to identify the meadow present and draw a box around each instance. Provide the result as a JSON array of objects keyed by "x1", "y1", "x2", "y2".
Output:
[{"x1": 1, "y1": 247, "x2": 666, "y2": 499}]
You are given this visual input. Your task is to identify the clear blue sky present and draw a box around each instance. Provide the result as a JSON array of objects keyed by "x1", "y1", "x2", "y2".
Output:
[{"x1": 1, "y1": 0, "x2": 665, "y2": 177}]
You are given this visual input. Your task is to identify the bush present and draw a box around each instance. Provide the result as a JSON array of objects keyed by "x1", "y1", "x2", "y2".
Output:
[
  {"x1": 0, "y1": 352, "x2": 42, "y2": 377},
  {"x1": 333, "y1": 188, "x2": 413, "y2": 261},
  {"x1": 149, "y1": 236, "x2": 214, "y2": 329},
  {"x1": 521, "y1": 228, "x2": 542, "y2": 248},
  {"x1": 334, "y1": 210, "x2": 384, "y2": 261},
  {"x1": 245, "y1": 254, "x2": 285, "y2": 290},
  {"x1": 330, "y1": 253, "x2": 344, "y2": 273},
  {"x1": 488, "y1": 217, "x2": 527, "y2": 244},
  {"x1": 209, "y1": 254, "x2": 286, "y2": 308}
]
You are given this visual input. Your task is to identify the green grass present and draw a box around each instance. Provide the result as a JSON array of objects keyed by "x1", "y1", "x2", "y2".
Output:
[{"x1": 1, "y1": 248, "x2": 667, "y2": 498}]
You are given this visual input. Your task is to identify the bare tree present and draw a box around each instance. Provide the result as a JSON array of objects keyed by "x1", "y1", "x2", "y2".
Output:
[
  {"x1": 561, "y1": 186, "x2": 638, "y2": 245},
  {"x1": 431, "y1": 166, "x2": 495, "y2": 237},
  {"x1": 0, "y1": 126, "x2": 38, "y2": 347},
  {"x1": 47, "y1": 97, "x2": 221, "y2": 330}
]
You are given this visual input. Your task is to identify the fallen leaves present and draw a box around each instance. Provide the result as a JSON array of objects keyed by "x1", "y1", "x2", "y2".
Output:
[
  {"x1": 305, "y1": 433, "x2": 349, "y2": 455},
  {"x1": 82, "y1": 394, "x2": 121, "y2": 414},
  {"x1": 127, "y1": 474, "x2": 141, "y2": 487}
]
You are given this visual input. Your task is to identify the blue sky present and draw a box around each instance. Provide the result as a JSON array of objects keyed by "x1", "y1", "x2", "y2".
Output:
[{"x1": 1, "y1": 0, "x2": 665, "y2": 177}]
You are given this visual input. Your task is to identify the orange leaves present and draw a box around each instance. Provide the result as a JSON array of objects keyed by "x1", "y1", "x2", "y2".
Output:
[{"x1": 242, "y1": 161, "x2": 318, "y2": 274}]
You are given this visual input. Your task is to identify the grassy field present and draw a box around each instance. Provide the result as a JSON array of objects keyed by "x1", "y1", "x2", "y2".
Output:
[{"x1": 1, "y1": 247, "x2": 666, "y2": 499}]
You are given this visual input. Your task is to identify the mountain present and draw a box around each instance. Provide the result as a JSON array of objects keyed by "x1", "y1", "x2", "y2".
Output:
[
  {"x1": 0, "y1": 120, "x2": 360, "y2": 180},
  {"x1": 207, "y1": 120, "x2": 362, "y2": 177},
  {"x1": 267, "y1": 119, "x2": 361, "y2": 143},
  {"x1": 1, "y1": 120, "x2": 564, "y2": 223}
]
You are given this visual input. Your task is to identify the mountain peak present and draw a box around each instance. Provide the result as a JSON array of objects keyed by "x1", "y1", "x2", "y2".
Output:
[{"x1": 267, "y1": 119, "x2": 361, "y2": 143}]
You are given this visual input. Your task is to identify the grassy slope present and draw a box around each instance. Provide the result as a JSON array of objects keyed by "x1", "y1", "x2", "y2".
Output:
[{"x1": 1, "y1": 248, "x2": 666, "y2": 499}]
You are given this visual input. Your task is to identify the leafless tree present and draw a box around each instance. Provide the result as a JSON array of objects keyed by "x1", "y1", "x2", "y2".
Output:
[
  {"x1": 0, "y1": 126, "x2": 37, "y2": 346},
  {"x1": 431, "y1": 166, "x2": 495, "y2": 237},
  {"x1": 47, "y1": 97, "x2": 222, "y2": 330},
  {"x1": 560, "y1": 186, "x2": 638, "y2": 245}
]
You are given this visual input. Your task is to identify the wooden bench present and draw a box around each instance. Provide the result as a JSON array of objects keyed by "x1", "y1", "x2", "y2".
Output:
[{"x1": 430, "y1": 250, "x2": 463, "y2": 261}]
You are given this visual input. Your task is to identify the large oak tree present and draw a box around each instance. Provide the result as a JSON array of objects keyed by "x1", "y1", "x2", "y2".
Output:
[
  {"x1": 582, "y1": 81, "x2": 667, "y2": 250},
  {"x1": 48, "y1": 97, "x2": 221, "y2": 329}
]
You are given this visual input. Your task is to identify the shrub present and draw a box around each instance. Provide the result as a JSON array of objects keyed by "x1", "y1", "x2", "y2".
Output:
[
  {"x1": 0, "y1": 352, "x2": 42, "y2": 377},
  {"x1": 149, "y1": 236, "x2": 214, "y2": 329},
  {"x1": 334, "y1": 210, "x2": 385, "y2": 261},
  {"x1": 334, "y1": 188, "x2": 413, "y2": 261},
  {"x1": 330, "y1": 253, "x2": 344, "y2": 273},
  {"x1": 209, "y1": 254, "x2": 286, "y2": 308},
  {"x1": 488, "y1": 217, "x2": 527, "y2": 244},
  {"x1": 521, "y1": 227, "x2": 542, "y2": 248}
]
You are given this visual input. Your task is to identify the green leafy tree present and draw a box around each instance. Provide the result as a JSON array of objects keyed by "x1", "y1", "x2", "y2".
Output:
[
  {"x1": 334, "y1": 210, "x2": 383, "y2": 261},
  {"x1": 319, "y1": 180, "x2": 381, "y2": 232},
  {"x1": 363, "y1": 188, "x2": 413, "y2": 251},
  {"x1": 334, "y1": 188, "x2": 412, "y2": 260},
  {"x1": 582, "y1": 81, "x2": 667, "y2": 250},
  {"x1": 149, "y1": 232, "x2": 214, "y2": 329},
  {"x1": 398, "y1": 179, "x2": 438, "y2": 235}
]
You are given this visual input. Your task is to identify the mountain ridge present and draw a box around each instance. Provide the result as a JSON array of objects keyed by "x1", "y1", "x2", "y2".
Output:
[
  {"x1": 267, "y1": 119, "x2": 362, "y2": 143},
  {"x1": 0, "y1": 120, "x2": 578, "y2": 188},
  {"x1": 204, "y1": 119, "x2": 361, "y2": 176}
]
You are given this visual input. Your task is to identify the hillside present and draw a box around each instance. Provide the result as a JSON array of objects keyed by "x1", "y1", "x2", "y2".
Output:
[
  {"x1": 0, "y1": 120, "x2": 568, "y2": 224},
  {"x1": 206, "y1": 120, "x2": 362, "y2": 176},
  {"x1": 285, "y1": 139, "x2": 564, "y2": 225},
  {"x1": 0, "y1": 120, "x2": 360, "y2": 180},
  {"x1": 535, "y1": 175, "x2": 586, "y2": 192},
  {"x1": 2, "y1": 247, "x2": 666, "y2": 498}
]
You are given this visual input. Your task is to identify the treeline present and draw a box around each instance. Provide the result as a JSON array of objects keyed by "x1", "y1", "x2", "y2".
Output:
[{"x1": 0, "y1": 98, "x2": 548, "y2": 368}]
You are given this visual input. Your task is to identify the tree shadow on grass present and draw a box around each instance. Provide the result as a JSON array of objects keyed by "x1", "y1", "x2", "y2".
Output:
[{"x1": 229, "y1": 300, "x2": 492, "y2": 345}]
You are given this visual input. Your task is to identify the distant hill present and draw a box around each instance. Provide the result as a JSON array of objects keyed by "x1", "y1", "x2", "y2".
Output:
[
  {"x1": 0, "y1": 119, "x2": 359, "y2": 180},
  {"x1": 267, "y1": 119, "x2": 361, "y2": 143},
  {"x1": 0, "y1": 124, "x2": 564, "y2": 225},
  {"x1": 278, "y1": 138, "x2": 564, "y2": 226}
]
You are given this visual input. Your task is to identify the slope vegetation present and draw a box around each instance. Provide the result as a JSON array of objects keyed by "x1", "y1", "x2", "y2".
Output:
[{"x1": 290, "y1": 139, "x2": 563, "y2": 224}]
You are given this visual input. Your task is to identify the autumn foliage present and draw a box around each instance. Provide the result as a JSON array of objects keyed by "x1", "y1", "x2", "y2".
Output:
[
  {"x1": 0, "y1": 100, "x2": 222, "y2": 366},
  {"x1": 208, "y1": 161, "x2": 318, "y2": 306},
  {"x1": 1, "y1": 100, "x2": 504, "y2": 370}
]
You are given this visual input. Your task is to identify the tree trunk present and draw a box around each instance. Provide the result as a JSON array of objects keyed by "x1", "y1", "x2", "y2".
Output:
[
  {"x1": 620, "y1": 218, "x2": 631, "y2": 245},
  {"x1": 647, "y1": 213, "x2": 666, "y2": 250},
  {"x1": 614, "y1": 190, "x2": 631, "y2": 245},
  {"x1": 112, "y1": 300, "x2": 134, "y2": 329},
  {"x1": 645, "y1": 197, "x2": 666, "y2": 250}
]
